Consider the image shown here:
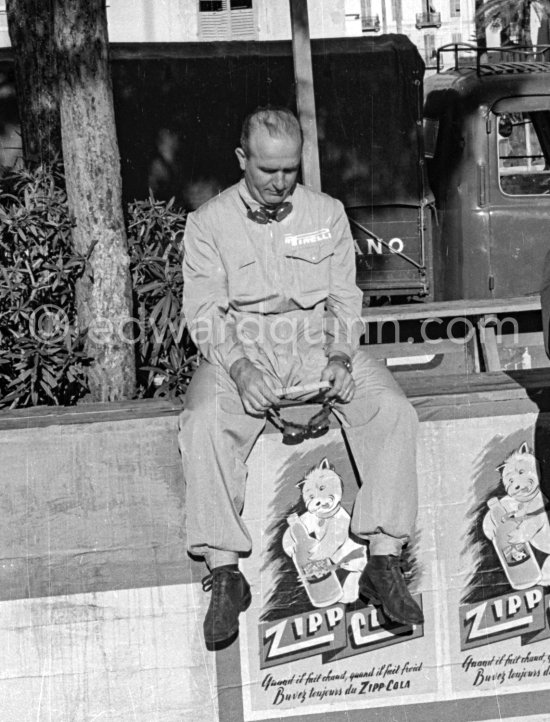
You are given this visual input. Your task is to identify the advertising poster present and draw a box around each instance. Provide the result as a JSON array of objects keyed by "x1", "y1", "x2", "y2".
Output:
[
  {"x1": 439, "y1": 414, "x2": 550, "y2": 700},
  {"x1": 229, "y1": 411, "x2": 550, "y2": 721},
  {"x1": 238, "y1": 426, "x2": 438, "y2": 720}
]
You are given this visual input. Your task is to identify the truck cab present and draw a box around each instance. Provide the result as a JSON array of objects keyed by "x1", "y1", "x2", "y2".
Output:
[{"x1": 424, "y1": 45, "x2": 550, "y2": 301}]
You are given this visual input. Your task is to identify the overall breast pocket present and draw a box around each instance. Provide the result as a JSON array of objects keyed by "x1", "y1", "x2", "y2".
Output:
[
  {"x1": 284, "y1": 244, "x2": 333, "y2": 306},
  {"x1": 228, "y1": 258, "x2": 263, "y2": 306}
]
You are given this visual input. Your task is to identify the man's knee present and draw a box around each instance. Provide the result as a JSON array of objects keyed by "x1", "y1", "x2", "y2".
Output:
[
  {"x1": 179, "y1": 403, "x2": 206, "y2": 432},
  {"x1": 381, "y1": 387, "x2": 416, "y2": 418},
  {"x1": 182, "y1": 386, "x2": 217, "y2": 416},
  {"x1": 179, "y1": 369, "x2": 262, "y2": 447},
  {"x1": 377, "y1": 390, "x2": 418, "y2": 438},
  {"x1": 183, "y1": 363, "x2": 220, "y2": 411},
  {"x1": 181, "y1": 362, "x2": 240, "y2": 419},
  {"x1": 179, "y1": 370, "x2": 224, "y2": 443},
  {"x1": 346, "y1": 386, "x2": 417, "y2": 438}
]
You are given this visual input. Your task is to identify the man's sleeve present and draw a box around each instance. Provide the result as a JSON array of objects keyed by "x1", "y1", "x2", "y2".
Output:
[
  {"x1": 324, "y1": 200, "x2": 364, "y2": 358},
  {"x1": 182, "y1": 211, "x2": 246, "y2": 373}
]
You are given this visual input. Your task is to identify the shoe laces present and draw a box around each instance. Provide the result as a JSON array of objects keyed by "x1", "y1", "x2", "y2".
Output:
[
  {"x1": 202, "y1": 574, "x2": 213, "y2": 593},
  {"x1": 201, "y1": 567, "x2": 240, "y2": 593},
  {"x1": 388, "y1": 556, "x2": 413, "y2": 580}
]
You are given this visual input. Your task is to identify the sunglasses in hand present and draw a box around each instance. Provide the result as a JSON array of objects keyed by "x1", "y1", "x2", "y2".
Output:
[{"x1": 267, "y1": 398, "x2": 335, "y2": 445}]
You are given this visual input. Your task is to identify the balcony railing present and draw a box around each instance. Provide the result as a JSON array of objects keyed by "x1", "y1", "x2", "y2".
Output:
[
  {"x1": 361, "y1": 14, "x2": 380, "y2": 33},
  {"x1": 416, "y1": 12, "x2": 441, "y2": 30}
]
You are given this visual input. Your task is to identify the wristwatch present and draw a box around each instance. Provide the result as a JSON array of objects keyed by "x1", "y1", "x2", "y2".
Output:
[{"x1": 328, "y1": 354, "x2": 353, "y2": 374}]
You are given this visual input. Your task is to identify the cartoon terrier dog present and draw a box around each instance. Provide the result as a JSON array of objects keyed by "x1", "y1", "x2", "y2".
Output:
[
  {"x1": 483, "y1": 442, "x2": 550, "y2": 585},
  {"x1": 282, "y1": 458, "x2": 366, "y2": 603}
]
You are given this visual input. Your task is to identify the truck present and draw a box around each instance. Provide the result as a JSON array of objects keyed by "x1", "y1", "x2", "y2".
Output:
[{"x1": 424, "y1": 43, "x2": 550, "y2": 303}]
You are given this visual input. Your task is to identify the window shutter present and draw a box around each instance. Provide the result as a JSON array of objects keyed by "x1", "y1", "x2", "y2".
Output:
[
  {"x1": 198, "y1": 0, "x2": 256, "y2": 40},
  {"x1": 230, "y1": 8, "x2": 255, "y2": 39},
  {"x1": 199, "y1": 0, "x2": 230, "y2": 40}
]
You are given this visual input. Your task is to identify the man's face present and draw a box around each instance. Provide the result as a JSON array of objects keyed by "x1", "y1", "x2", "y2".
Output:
[{"x1": 236, "y1": 127, "x2": 301, "y2": 207}]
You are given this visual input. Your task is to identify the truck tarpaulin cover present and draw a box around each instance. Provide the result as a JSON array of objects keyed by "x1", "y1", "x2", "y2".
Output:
[{"x1": 110, "y1": 35, "x2": 424, "y2": 210}]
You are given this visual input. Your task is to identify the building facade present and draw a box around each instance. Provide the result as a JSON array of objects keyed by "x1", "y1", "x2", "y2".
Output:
[
  {"x1": 0, "y1": 1, "x2": 544, "y2": 68},
  {"x1": 0, "y1": 0, "x2": 346, "y2": 46},
  {"x1": 0, "y1": 1, "x2": 546, "y2": 58}
]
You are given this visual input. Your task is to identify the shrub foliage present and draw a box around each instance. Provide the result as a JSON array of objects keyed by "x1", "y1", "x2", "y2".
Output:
[
  {"x1": 127, "y1": 196, "x2": 198, "y2": 399},
  {"x1": 0, "y1": 165, "x2": 89, "y2": 408},
  {"x1": 0, "y1": 164, "x2": 196, "y2": 409}
]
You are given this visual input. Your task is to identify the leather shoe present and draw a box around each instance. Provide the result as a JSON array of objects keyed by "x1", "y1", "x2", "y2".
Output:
[
  {"x1": 359, "y1": 555, "x2": 424, "y2": 626},
  {"x1": 202, "y1": 565, "x2": 251, "y2": 645}
]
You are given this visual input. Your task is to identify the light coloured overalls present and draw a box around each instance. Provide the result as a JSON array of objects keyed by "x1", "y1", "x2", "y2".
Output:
[{"x1": 179, "y1": 180, "x2": 418, "y2": 568}]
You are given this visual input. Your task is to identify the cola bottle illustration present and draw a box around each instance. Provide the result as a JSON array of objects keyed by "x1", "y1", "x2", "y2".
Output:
[
  {"x1": 487, "y1": 497, "x2": 542, "y2": 589},
  {"x1": 287, "y1": 513, "x2": 343, "y2": 607}
]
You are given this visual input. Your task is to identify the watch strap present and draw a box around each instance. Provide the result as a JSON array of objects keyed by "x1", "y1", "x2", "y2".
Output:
[{"x1": 328, "y1": 354, "x2": 353, "y2": 373}]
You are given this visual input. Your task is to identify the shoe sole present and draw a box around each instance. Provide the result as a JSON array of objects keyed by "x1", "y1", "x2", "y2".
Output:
[
  {"x1": 359, "y1": 580, "x2": 424, "y2": 627},
  {"x1": 204, "y1": 588, "x2": 252, "y2": 646}
]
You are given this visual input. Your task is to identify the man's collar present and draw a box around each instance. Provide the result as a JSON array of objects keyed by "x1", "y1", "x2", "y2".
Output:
[
  {"x1": 238, "y1": 178, "x2": 260, "y2": 210},
  {"x1": 237, "y1": 177, "x2": 297, "y2": 211}
]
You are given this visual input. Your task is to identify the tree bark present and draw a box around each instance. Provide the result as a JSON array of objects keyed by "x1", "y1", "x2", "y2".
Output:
[
  {"x1": 54, "y1": 0, "x2": 136, "y2": 401},
  {"x1": 6, "y1": 0, "x2": 62, "y2": 165}
]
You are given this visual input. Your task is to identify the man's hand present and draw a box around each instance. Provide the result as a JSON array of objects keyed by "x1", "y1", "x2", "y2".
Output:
[
  {"x1": 230, "y1": 358, "x2": 280, "y2": 415},
  {"x1": 321, "y1": 358, "x2": 355, "y2": 403}
]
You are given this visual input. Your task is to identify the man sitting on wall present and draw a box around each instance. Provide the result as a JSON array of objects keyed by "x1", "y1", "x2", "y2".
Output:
[{"x1": 179, "y1": 106, "x2": 423, "y2": 647}]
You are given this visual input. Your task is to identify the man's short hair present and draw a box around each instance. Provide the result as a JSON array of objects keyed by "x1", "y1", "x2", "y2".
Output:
[{"x1": 240, "y1": 106, "x2": 303, "y2": 157}]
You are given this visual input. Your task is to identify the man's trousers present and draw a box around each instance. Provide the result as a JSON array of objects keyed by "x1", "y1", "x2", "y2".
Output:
[{"x1": 178, "y1": 350, "x2": 419, "y2": 568}]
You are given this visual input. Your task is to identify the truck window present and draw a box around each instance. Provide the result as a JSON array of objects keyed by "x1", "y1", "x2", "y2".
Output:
[{"x1": 496, "y1": 110, "x2": 550, "y2": 196}]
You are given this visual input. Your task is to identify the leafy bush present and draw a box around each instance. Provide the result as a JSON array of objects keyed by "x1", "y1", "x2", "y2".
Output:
[
  {"x1": 0, "y1": 164, "x2": 90, "y2": 408},
  {"x1": 127, "y1": 196, "x2": 198, "y2": 398},
  {"x1": 0, "y1": 165, "x2": 197, "y2": 409}
]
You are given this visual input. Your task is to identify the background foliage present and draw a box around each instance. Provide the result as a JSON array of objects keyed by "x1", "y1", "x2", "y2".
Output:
[
  {"x1": 0, "y1": 164, "x2": 89, "y2": 408},
  {"x1": 127, "y1": 196, "x2": 198, "y2": 400},
  {"x1": 0, "y1": 164, "x2": 196, "y2": 409}
]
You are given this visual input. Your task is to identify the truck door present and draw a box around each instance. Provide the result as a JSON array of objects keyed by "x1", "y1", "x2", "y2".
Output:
[{"x1": 487, "y1": 96, "x2": 550, "y2": 298}]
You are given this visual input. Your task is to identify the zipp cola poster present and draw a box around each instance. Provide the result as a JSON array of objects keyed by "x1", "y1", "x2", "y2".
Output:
[
  {"x1": 239, "y1": 428, "x2": 437, "y2": 719},
  {"x1": 231, "y1": 412, "x2": 550, "y2": 720}
]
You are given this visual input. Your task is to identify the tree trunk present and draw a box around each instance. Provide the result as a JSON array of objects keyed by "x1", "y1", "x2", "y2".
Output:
[
  {"x1": 6, "y1": 0, "x2": 62, "y2": 165},
  {"x1": 54, "y1": 0, "x2": 136, "y2": 401}
]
